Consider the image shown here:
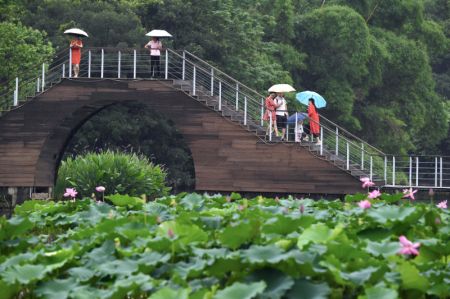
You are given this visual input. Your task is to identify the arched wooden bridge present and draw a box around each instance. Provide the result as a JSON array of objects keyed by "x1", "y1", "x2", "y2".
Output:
[
  {"x1": 0, "y1": 48, "x2": 448, "y2": 202},
  {"x1": 0, "y1": 78, "x2": 361, "y2": 196}
]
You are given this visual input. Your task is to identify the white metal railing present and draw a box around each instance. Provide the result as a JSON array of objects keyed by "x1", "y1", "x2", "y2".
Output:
[
  {"x1": 1, "y1": 47, "x2": 449, "y2": 189},
  {"x1": 0, "y1": 48, "x2": 69, "y2": 113}
]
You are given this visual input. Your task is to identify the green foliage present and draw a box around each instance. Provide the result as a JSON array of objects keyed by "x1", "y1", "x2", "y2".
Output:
[
  {"x1": 55, "y1": 151, "x2": 170, "y2": 199},
  {"x1": 0, "y1": 22, "x2": 54, "y2": 94},
  {"x1": 0, "y1": 193, "x2": 448, "y2": 298},
  {"x1": 20, "y1": 0, "x2": 146, "y2": 50}
]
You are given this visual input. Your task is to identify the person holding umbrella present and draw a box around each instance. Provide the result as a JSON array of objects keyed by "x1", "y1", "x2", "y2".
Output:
[
  {"x1": 145, "y1": 36, "x2": 162, "y2": 77},
  {"x1": 64, "y1": 28, "x2": 88, "y2": 78},
  {"x1": 70, "y1": 36, "x2": 83, "y2": 78},
  {"x1": 263, "y1": 92, "x2": 278, "y2": 137},
  {"x1": 296, "y1": 90, "x2": 326, "y2": 145},
  {"x1": 308, "y1": 98, "x2": 321, "y2": 145},
  {"x1": 275, "y1": 92, "x2": 288, "y2": 141}
]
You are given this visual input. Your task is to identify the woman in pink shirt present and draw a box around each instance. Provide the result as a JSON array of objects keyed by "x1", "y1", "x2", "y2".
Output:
[{"x1": 145, "y1": 37, "x2": 162, "y2": 77}]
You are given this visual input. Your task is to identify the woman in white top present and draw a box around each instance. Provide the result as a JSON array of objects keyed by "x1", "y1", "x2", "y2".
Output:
[
  {"x1": 145, "y1": 37, "x2": 162, "y2": 77},
  {"x1": 275, "y1": 93, "x2": 288, "y2": 141}
]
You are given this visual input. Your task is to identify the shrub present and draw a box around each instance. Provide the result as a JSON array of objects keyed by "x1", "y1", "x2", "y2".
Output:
[{"x1": 55, "y1": 151, "x2": 170, "y2": 199}]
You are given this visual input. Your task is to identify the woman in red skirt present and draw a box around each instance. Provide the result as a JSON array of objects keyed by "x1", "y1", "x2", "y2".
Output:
[
  {"x1": 70, "y1": 37, "x2": 83, "y2": 78},
  {"x1": 263, "y1": 92, "x2": 278, "y2": 137}
]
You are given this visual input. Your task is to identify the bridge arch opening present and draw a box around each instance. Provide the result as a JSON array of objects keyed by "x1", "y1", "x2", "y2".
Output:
[{"x1": 59, "y1": 101, "x2": 196, "y2": 193}]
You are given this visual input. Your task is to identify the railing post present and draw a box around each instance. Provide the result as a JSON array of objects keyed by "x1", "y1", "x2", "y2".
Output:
[
  {"x1": 409, "y1": 156, "x2": 412, "y2": 187},
  {"x1": 41, "y1": 63, "x2": 45, "y2": 92},
  {"x1": 165, "y1": 49, "x2": 168, "y2": 79},
  {"x1": 182, "y1": 51, "x2": 186, "y2": 80},
  {"x1": 13, "y1": 77, "x2": 18, "y2": 106},
  {"x1": 62, "y1": 64, "x2": 65, "y2": 78},
  {"x1": 335, "y1": 127, "x2": 339, "y2": 156},
  {"x1": 118, "y1": 51, "x2": 121, "y2": 78},
  {"x1": 260, "y1": 98, "x2": 264, "y2": 126},
  {"x1": 286, "y1": 124, "x2": 289, "y2": 142},
  {"x1": 320, "y1": 127, "x2": 323, "y2": 155},
  {"x1": 384, "y1": 156, "x2": 387, "y2": 184},
  {"x1": 36, "y1": 78, "x2": 40, "y2": 93},
  {"x1": 440, "y1": 157, "x2": 443, "y2": 187},
  {"x1": 415, "y1": 157, "x2": 419, "y2": 186},
  {"x1": 435, "y1": 157, "x2": 438, "y2": 188},
  {"x1": 392, "y1": 156, "x2": 396, "y2": 186},
  {"x1": 88, "y1": 50, "x2": 91, "y2": 78},
  {"x1": 294, "y1": 113, "x2": 298, "y2": 142},
  {"x1": 361, "y1": 143, "x2": 364, "y2": 170},
  {"x1": 133, "y1": 50, "x2": 137, "y2": 79},
  {"x1": 210, "y1": 68, "x2": 214, "y2": 96},
  {"x1": 69, "y1": 48, "x2": 72, "y2": 78},
  {"x1": 101, "y1": 49, "x2": 104, "y2": 78},
  {"x1": 370, "y1": 156, "x2": 373, "y2": 181},
  {"x1": 269, "y1": 114, "x2": 273, "y2": 141},
  {"x1": 193, "y1": 66, "x2": 196, "y2": 96},
  {"x1": 244, "y1": 96, "x2": 247, "y2": 126},
  {"x1": 346, "y1": 142, "x2": 349, "y2": 170},
  {"x1": 235, "y1": 83, "x2": 239, "y2": 111},
  {"x1": 218, "y1": 81, "x2": 222, "y2": 111}
]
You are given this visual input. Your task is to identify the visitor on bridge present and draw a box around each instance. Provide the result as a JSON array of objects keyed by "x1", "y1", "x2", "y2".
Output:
[
  {"x1": 275, "y1": 92, "x2": 288, "y2": 141},
  {"x1": 308, "y1": 98, "x2": 321, "y2": 145},
  {"x1": 70, "y1": 36, "x2": 83, "y2": 78},
  {"x1": 145, "y1": 37, "x2": 163, "y2": 77},
  {"x1": 263, "y1": 92, "x2": 278, "y2": 137}
]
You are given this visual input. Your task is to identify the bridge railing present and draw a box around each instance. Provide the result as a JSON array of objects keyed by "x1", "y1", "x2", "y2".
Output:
[
  {"x1": 1, "y1": 47, "x2": 449, "y2": 189},
  {"x1": 0, "y1": 48, "x2": 69, "y2": 114}
]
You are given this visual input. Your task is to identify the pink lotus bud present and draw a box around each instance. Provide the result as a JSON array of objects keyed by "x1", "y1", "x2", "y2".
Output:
[
  {"x1": 96, "y1": 186, "x2": 105, "y2": 192},
  {"x1": 435, "y1": 217, "x2": 441, "y2": 225},
  {"x1": 167, "y1": 228, "x2": 174, "y2": 238},
  {"x1": 299, "y1": 204, "x2": 305, "y2": 214},
  {"x1": 428, "y1": 188, "x2": 435, "y2": 197}
]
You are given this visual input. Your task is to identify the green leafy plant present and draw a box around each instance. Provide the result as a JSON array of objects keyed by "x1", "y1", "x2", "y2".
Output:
[
  {"x1": 0, "y1": 192, "x2": 448, "y2": 298},
  {"x1": 54, "y1": 151, "x2": 170, "y2": 199}
]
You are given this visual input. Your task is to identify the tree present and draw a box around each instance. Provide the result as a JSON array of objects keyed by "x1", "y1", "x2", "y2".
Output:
[{"x1": 0, "y1": 22, "x2": 54, "y2": 93}]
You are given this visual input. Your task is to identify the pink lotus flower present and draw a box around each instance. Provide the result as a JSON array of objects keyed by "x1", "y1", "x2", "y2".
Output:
[
  {"x1": 358, "y1": 200, "x2": 371, "y2": 209},
  {"x1": 403, "y1": 188, "x2": 418, "y2": 200},
  {"x1": 368, "y1": 189, "x2": 381, "y2": 199},
  {"x1": 360, "y1": 177, "x2": 375, "y2": 188},
  {"x1": 398, "y1": 235, "x2": 420, "y2": 256},
  {"x1": 63, "y1": 188, "x2": 78, "y2": 198},
  {"x1": 96, "y1": 186, "x2": 105, "y2": 192},
  {"x1": 436, "y1": 200, "x2": 447, "y2": 209}
]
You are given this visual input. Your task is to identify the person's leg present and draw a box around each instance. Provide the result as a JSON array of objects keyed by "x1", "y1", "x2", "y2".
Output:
[
  {"x1": 73, "y1": 64, "x2": 79, "y2": 78},
  {"x1": 155, "y1": 55, "x2": 161, "y2": 77},
  {"x1": 281, "y1": 116, "x2": 287, "y2": 140},
  {"x1": 150, "y1": 56, "x2": 156, "y2": 77}
]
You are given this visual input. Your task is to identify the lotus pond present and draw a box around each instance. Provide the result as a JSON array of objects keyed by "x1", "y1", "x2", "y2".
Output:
[{"x1": 0, "y1": 192, "x2": 448, "y2": 299}]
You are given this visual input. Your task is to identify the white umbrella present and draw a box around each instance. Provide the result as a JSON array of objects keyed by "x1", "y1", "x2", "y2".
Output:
[
  {"x1": 64, "y1": 28, "x2": 89, "y2": 37},
  {"x1": 268, "y1": 84, "x2": 296, "y2": 93},
  {"x1": 145, "y1": 29, "x2": 172, "y2": 37}
]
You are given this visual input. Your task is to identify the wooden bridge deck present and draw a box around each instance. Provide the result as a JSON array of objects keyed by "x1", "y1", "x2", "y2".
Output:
[{"x1": 0, "y1": 79, "x2": 361, "y2": 194}]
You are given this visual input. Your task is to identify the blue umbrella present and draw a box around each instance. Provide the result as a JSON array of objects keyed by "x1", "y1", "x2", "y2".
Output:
[
  {"x1": 287, "y1": 112, "x2": 308, "y2": 125},
  {"x1": 296, "y1": 91, "x2": 327, "y2": 109}
]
